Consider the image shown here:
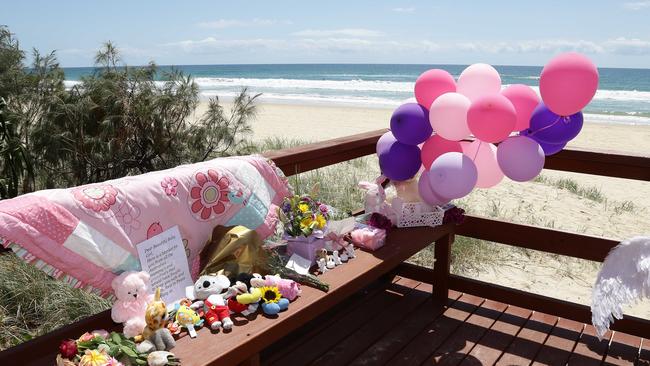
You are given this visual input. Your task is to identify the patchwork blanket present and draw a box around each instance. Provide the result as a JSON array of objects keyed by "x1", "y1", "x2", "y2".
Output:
[{"x1": 0, "y1": 155, "x2": 291, "y2": 298}]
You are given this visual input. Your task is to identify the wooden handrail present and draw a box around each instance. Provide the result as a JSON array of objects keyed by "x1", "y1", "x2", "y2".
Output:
[
  {"x1": 456, "y1": 215, "x2": 619, "y2": 262},
  {"x1": 263, "y1": 128, "x2": 650, "y2": 181}
]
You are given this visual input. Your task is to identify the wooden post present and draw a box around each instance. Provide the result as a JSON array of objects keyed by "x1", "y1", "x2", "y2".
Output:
[{"x1": 432, "y1": 232, "x2": 454, "y2": 305}]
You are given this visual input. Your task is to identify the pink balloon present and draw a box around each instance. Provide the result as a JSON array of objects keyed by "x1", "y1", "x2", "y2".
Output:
[
  {"x1": 429, "y1": 92, "x2": 471, "y2": 141},
  {"x1": 501, "y1": 84, "x2": 540, "y2": 131},
  {"x1": 414, "y1": 69, "x2": 457, "y2": 109},
  {"x1": 420, "y1": 134, "x2": 463, "y2": 170},
  {"x1": 418, "y1": 170, "x2": 449, "y2": 206},
  {"x1": 457, "y1": 63, "x2": 502, "y2": 102},
  {"x1": 540, "y1": 52, "x2": 599, "y2": 116},
  {"x1": 497, "y1": 136, "x2": 545, "y2": 182},
  {"x1": 467, "y1": 94, "x2": 517, "y2": 143},
  {"x1": 428, "y1": 152, "x2": 478, "y2": 199},
  {"x1": 461, "y1": 140, "x2": 503, "y2": 188}
]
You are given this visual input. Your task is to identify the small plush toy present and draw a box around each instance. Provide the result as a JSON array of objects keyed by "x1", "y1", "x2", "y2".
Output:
[
  {"x1": 136, "y1": 288, "x2": 176, "y2": 353},
  {"x1": 186, "y1": 274, "x2": 235, "y2": 331},
  {"x1": 251, "y1": 274, "x2": 301, "y2": 301},
  {"x1": 258, "y1": 285, "x2": 290, "y2": 315},
  {"x1": 227, "y1": 281, "x2": 260, "y2": 316},
  {"x1": 173, "y1": 299, "x2": 203, "y2": 338},
  {"x1": 110, "y1": 271, "x2": 153, "y2": 339}
]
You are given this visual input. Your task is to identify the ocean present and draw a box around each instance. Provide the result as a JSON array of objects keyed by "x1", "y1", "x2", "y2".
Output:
[{"x1": 62, "y1": 64, "x2": 650, "y2": 125}]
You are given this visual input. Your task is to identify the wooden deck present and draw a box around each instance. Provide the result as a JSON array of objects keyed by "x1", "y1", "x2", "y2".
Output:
[{"x1": 262, "y1": 276, "x2": 650, "y2": 366}]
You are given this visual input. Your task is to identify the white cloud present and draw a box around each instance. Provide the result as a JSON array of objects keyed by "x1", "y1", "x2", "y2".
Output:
[
  {"x1": 623, "y1": 1, "x2": 650, "y2": 10},
  {"x1": 291, "y1": 28, "x2": 384, "y2": 38},
  {"x1": 604, "y1": 37, "x2": 650, "y2": 54},
  {"x1": 456, "y1": 39, "x2": 605, "y2": 54},
  {"x1": 392, "y1": 7, "x2": 415, "y2": 13},
  {"x1": 197, "y1": 18, "x2": 282, "y2": 29}
]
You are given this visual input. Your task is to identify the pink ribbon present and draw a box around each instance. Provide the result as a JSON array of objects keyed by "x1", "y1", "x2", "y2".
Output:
[{"x1": 325, "y1": 232, "x2": 348, "y2": 251}]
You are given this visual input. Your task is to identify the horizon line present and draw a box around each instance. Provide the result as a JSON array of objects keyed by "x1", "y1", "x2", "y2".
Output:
[{"x1": 57, "y1": 62, "x2": 650, "y2": 71}]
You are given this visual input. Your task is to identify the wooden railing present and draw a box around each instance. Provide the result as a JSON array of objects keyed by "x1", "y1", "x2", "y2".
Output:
[
  {"x1": 264, "y1": 128, "x2": 650, "y2": 338},
  {"x1": 2, "y1": 128, "x2": 649, "y2": 361}
]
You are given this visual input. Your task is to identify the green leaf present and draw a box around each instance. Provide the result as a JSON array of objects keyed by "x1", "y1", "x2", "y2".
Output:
[
  {"x1": 111, "y1": 332, "x2": 121, "y2": 344},
  {"x1": 121, "y1": 345, "x2": 137, "y2": 358}
]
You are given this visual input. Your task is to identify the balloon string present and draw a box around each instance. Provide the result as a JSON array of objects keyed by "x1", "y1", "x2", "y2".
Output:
[
  {"x1": 527, "y1": 115, "x2": 570, "y2": 136},
  {"x1": 472, "y1": 141, "x2": 482, "y2": 161}
]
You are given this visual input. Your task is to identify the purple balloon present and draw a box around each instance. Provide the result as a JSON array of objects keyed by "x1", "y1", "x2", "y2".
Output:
[
  {"x1": 390, "y1": 103, "x2": 433, "y2": 145},
  {"x1": 378, "y1": 141, "x2": 421, "y2": 181},
  {"x1": 528, "y1": 102, "x2": 583, "y2": 144},
  {"x1": 418, "y1": 170, "x2": 450, "y2": 206},
  {"x1": 497, "y1": 136, "x2": 545, "y2": 182},
  {"x1": 376, "y1": 131, "x2": 397, "y2": 156},
  {"x1": 428, "y1": 152, "x2": 478, "y2": 199},
  {"x1": 520, "y1": 130, "x2": 566, "y2": 156}
]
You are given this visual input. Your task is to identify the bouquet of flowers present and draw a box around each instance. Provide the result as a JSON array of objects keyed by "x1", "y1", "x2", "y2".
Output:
[
  {"x1": 56, "y1": 330, "x2": 179, "y2": 366},
  {"x1": 279, "y1": 194, "x2": 330, "y2": 238}
]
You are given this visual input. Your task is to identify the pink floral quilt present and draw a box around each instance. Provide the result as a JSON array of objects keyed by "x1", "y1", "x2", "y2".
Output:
[{"x1": 0, "y1": 155, "x2": 291, "y2": 298}]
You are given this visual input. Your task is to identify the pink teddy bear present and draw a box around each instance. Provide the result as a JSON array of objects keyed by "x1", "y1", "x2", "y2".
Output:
[{"x1": 110, "y1": 271, "x2": 153, "y2": 338}]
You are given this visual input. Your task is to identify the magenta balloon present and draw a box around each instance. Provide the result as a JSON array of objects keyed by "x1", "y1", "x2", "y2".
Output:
[
  {"x1": 457, "y1": 63, "x2": 502, "y2": 102},
  {"x1": 540, "y1": 52, "x2": 599, "y2": 116},
  {"x1": 497, "y1": 136, "x2": 545, "y2": 182},
  {"x1": 376, "y1": 131, "x2": 397, "y2": 156},
  {"x1": 420, "y1": 134, "x2": 463, "y2": 170},
  {"x1": 414, "y1": 69, "x2": 457, "y2": 109},
  {"x1": 418, "y1": 170, "x2": 450, "y2": 206},
  {"x1": 378, "y1": 141, "x2": 422, "y2": 181},
  {"x1": 390, "y1": 103, "x2": 433, "y2": 145},
  {"x1": 429, "y1": 92, "x2": 472, "y2": 141},
  {"x1": 461, "y1": 140, "x2": 503, "y2": 188},
  {"x1": 501, "y1": 84, "x2": 540, "y2": 131},
  {"x1": 428, "y1": 152, "x2": 478, "y2": 199},
  {"x1": 467, "y1": 94, "x2": 517, "y2": 143}
]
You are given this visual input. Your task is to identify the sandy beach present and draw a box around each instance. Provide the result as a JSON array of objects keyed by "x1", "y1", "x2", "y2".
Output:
[{"x1": 200, "y1": 100, "x2": 650, "y2": 318}]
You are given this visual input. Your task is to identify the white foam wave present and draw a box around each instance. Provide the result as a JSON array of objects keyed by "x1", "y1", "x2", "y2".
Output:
[{"x1": 194, "y1": 77, "x2": 414, "y2": 93}]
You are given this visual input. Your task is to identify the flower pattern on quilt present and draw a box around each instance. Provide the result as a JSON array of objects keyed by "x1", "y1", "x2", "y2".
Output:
[
  {"x1": 161, "y1": 177, "x2": 178, "y2": 196},
  {"x1": 188, "y1": 169, "x2": 231, "y2": 220},
  {"x1": 72, "y1": 184, "x2": 118, "y2": 212},
  {"x1": 115, "y1": 203, "x2": 141, "y2": 235}
]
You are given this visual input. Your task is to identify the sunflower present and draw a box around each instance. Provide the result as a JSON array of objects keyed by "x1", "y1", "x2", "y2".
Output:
[
  {"x1": 261, "y1": 286, "x2": 282, "y2": 304},
  {"x1": 315, "y1": 213, "x2": 327, "y2": 229},
  {"x1": 300, "y1": 216, "x2": 313, "y2": 229}
]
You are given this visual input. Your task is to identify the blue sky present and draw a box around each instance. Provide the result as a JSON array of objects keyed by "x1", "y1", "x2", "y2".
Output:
[{"x1": 5, "y1": 0, "x2": 650, "y2": 68}]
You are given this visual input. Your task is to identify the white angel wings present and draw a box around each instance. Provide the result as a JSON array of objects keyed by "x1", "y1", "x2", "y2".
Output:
[{"x1": 591, "y1": 236, "x2": 650, "y2": 338}]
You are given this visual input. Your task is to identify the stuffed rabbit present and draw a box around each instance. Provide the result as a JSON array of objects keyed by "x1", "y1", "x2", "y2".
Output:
[
  {"x1": 358, "y1": 176, "x2": 389, "y2": 215},
  {"x1": 358, "y1": 176, "x2": 397, "y2": 224}
]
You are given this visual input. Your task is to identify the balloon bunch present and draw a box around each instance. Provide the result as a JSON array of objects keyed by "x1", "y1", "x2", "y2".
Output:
[{"x1": 377, "y1": 52, "x2": 599, "y2": 206}]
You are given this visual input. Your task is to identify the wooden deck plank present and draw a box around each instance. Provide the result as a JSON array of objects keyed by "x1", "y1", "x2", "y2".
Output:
[
  {"x1": 348, "y1": 291, "x2": 463, "y2": 366},
  {"x1": 386, "y1": 293, "x2": 485, "y2": 365},
  {"x1": 566, "y1": 325, "x2": 611, "y2": 365},
  {"x1": 460, "y1": 304, "x2": 532, "y2": 365},
  {"x1": 531, "y1": 317, "x2": 584, "y2": 366},
  {"x1": 268, "y1": 277, "x2": 419, "y2": 366},
  {"x1": 603, "y1": 331, "x2": 642, "y2": 365},
  {"x1": 310, "y1": 281, "x2": 434, "y2": 366},
  {"x1": 495, "y1": 311, "x2": 558, "y2": 365},
  {"x1": 425, "y1": 298, "x2": 508, "y2": 365},
  {"x1": 262, "y1": 275, "x2": 400, "y2": 364},
  {"x1": 169, "y1": 225, "x2": 452, "y2": 366}
]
